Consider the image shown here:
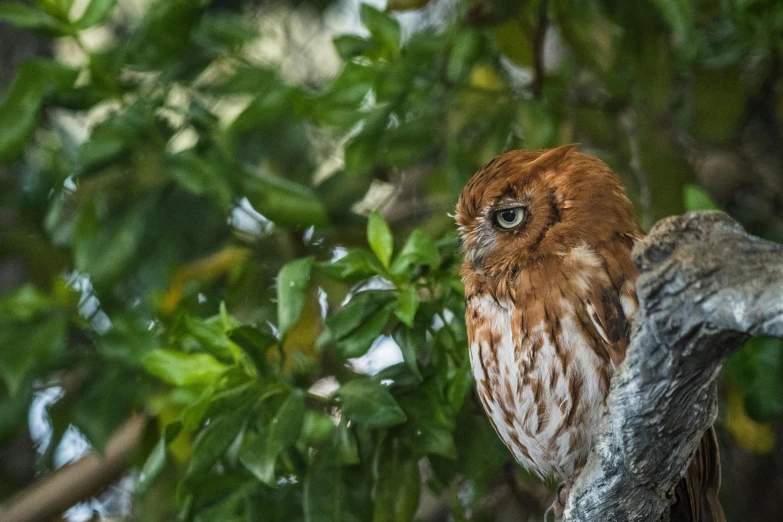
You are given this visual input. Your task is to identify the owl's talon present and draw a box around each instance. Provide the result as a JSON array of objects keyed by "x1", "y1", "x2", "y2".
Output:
[{"x1": 549, "y1": 479, "x2": 573, "y2": 519}]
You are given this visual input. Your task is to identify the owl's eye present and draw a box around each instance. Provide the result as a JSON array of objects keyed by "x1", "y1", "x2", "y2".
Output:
[{"x1": 493, "y1": 207, "x2": 526, "y2": 229}]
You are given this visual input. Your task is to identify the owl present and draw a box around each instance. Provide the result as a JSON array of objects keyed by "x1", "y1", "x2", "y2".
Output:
[{"x1": 455, "y1": 145, "x2": 723, "y2": 521}]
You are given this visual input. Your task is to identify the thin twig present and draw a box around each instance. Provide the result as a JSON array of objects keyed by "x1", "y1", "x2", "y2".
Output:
[
  {"x1": 531, "y1": 0, "x2": 549, "y2": 98},
  {"x1": 620, "y1": 108, "x2": 654, "y2": 230}
]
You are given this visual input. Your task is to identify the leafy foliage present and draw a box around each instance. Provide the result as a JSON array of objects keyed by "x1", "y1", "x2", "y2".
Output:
[{"x1": 1, "y1": 0, "x2": 783, "y2": 520}]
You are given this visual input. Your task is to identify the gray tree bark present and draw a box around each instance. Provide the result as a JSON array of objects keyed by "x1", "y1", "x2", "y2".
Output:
[{"x1": 564, "y1": 211, "x2": 783, "y2": 521}]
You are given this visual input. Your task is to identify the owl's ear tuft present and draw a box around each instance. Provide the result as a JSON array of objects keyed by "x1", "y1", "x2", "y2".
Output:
[{"x1": 528, "y1": 143, "x2": 580, "y2": 170}]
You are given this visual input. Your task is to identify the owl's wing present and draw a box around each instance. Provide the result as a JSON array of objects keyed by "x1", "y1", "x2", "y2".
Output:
[
  {"x1": 582, "y1": 236, "x2": 640, "y2": 368},
  {"x1": 591, "y1": 237, "x2": 725, "y2": 522},
  {"x1": 585, "y1": 286, "x2": 632, "y2": 367}
]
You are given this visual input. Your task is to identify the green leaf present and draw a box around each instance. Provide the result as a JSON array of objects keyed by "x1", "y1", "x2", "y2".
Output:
[
  {"x1": 367, "y1": 211, "x2": 393, "y2": 267},
  {"x1": 690, "y1": 66, "x2": 746, "y2": 144},
  {"x1": 334, "y1": 420, "x2": 360, "y2": 465},
  {"x1": 397, "y1": 382, "x2": 456, "y2": 459},
  {"x1": 0, "y1": 284, "x2": 57, "y2": 321},
  {"x1": 391, "y1": 323, "x2": 423, "y2": 380},
  {"x1": 300, "y1": 410, "x2": 337, "y2": 448},
  {"x1": 339, "y1": 308, "x2": 391, "y2": 359},
  {"x1": 312, "y1": 62, "x2": 374, "y2": 127},
  {"x1": 71, "y1": 368, "x2": 135, "y2": 452},
  {"x1": 725, "y1": 337, "x2": 783, "y2": 422},
  {"x1": 394, "y1": 287, "x2": 419, "y2": 327},
  {"x1": 360, "y1": 4, "x2": 401, "y2": 59},
  {"x1": 390, "y1": 230, "x2": 440, "y2": 275},
  {"x1": 301, "y1": 440, "x2": 372, "y2": 521},
  {"x1": 372, "y1": 441, "x2": 420, "y2": 522},
  {"x1": 136, "y1": 438, "x2": 167, "y2": 495},
  {"x1": 191, "y1": 11, "x2": 259, "y2": 53},
  {"x1": 72, "y1": 196, "x2": 153, "y2": 289},
  {"x1": 187, "y1": 411, "x2": 245, "y2": 476},
  {"x1": 136, "y1": 422, "x2": 182, "y2": 496},
  {"x1": 318, "y1": 249, "x2": 387, "y2": 283},
  {"x1": 229, "y1": 325, "x2": 276, "y2": 371},
  {"x1": 0, "y1": 384, "x2": 32, "y2": 440},
  {"x1": 245, "y1": 173, "x2": 328, "y2": 228},
  {"x1": 277, "y1": 257, "x2": 314, "y2": 339},
  {"x1": 128, "y1": 0, "x2": 209, "y2": 70},
  {"x1": 0, "y1": 2, "x2": 72, "y2": 35},
  {"x1": 447, "y1": 361, "x2": 474, "y2": 412},
  {"x1": 324, "y1": 291, "x2": 395, "y2": 358},
  {"x1": 332, "y1": 35, "x2": 372, "y2": 60},
  {"x1": 142, "y1": 349, "x2": 227, "y2": 387},
  {"x1": 683, "y1": 184, "x2": 720, "y2": 212},
  {"x1": 338, "y1": 378, "x2": 406, "y2": 428},
  {"x1": 324, "y1": 291, "x2": 393, "y2": 340},
  {"x1": 239, "y1": 390, "x2": 305, "y2": 485},
  {"x1": 446, "y1": 29, "x2": 481, "y2": 82},
  {"x1": 0, "y1": 316, "x2": 67, "y2": 395},
  {"x1": 74, "y1": 0, "x2": 116, "y2": 29},
  {"x1": 167, "y1": 151, "x2": 233, "y2": 211},
  {"x1": 0, "y1": 59, "x2": 79, "y2": 162},
  {"x1": 304, "y1": 453, "x2": 343, "y2": 522},
  {"x1": 649, "y1": 0, "x2": 694, "y2": 43},
  {"x1": 182, "y1": 315, "x2": 239, "y2": 362},
  {"x1": 74, "y1": 102, "x2": 154, "y2": 173},
  {"x1": 193, "y1": 490, "x2": 246, "y2": 522}
]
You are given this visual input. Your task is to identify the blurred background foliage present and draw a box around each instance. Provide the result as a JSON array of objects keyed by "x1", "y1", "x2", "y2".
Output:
[{"x1": 0, "y1": 0, "x2": 782, "y2": 520}]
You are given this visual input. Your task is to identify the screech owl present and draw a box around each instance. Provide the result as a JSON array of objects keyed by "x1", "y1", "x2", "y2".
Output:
[{"x1": 455, "y1": 145, "x2": 723, "y2": 521}]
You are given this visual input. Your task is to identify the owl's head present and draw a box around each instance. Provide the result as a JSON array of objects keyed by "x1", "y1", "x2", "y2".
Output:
[{"x1": 455, "y1": 144, "x2": 640, "y2": 283}]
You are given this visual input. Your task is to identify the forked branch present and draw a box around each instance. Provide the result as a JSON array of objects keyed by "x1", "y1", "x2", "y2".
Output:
[{"x1": 565, "y1": 211, "x2": 783, "y2": 521}]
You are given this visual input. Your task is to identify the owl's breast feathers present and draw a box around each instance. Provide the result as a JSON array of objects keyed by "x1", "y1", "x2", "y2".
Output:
[{"x1": 466, "y1": 237, "x2": 639, "y2": 479}]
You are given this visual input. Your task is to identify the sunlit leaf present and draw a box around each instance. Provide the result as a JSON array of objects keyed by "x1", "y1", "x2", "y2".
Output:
[
  {"x1": 683, "y1": 184, "x2": 721, "y2": 212},
  {"x1": 182, "y1": 315, "x2": 239, "y2": 362},
  {"x1": 367, "y1": 211, "x2": 393, "y2": 267},
  {"x1": 142, "y1": 350, "x2": 227, "y2": 387},
  {"x1": 0, "y1": 284, "x2": 56, "y2": 321}
]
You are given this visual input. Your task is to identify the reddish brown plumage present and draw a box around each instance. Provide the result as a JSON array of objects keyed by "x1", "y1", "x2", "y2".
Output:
[{"x1": 456, "y1": 145, "x2": 723, "y2": 520}]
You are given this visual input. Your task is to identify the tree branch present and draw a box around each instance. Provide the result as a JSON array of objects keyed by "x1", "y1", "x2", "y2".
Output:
[
  {"x1": 565, "y1": 211, "x2": 783, "y2": 521},
  {"x1": 0, "y1": 414, "x2": 147, "y2": 522}
]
